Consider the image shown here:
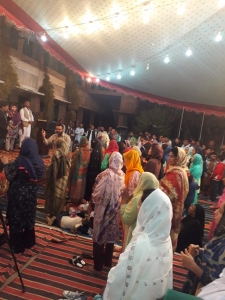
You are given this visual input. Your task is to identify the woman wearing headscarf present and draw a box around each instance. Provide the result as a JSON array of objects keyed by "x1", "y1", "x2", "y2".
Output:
[
  {"x1": 2, "y1": 138, "x2": 45, "y2": 253},
  {"x1": 84, "y1": 139, "x2": 102, "y2": 202},
  {"x1": 45, "y1": 139, "x2": 71, "y2": 225},
  {"x1": 101, "y1": 140, "x2": 119, "y2": 171},
  {"x1": 89, "y1": 152, "x2": 125, "y2": 274},
  {"x1": 101, "y1": 186, "x2": 173, "y2": 300},
  {"x1": 189, "y1": 154, "x2": 203, "y2": 204},
  {"x1": 159, "y1": 147, "x2": 189, "y2": 252},
  {"x1": 120, "y1": 172, "x2": 159, "y2": 251},
  {"x1": 69, "y1": 137, "x2": 90, "y2": 205},
  {"x1": 130, "y1": 137, "x2": 137, "y2": 147},
  {"x1": 181, "y1": 201, "x2": 225, "y2": 295},
  {"x1": 176, "y1": 204, "x2": 205, "y2": 253},
  {"x1": 132, "y1": 146, "x2": 141, "y2": 156},
  {"x1": 117, "y1": 141, "x2": 126, "y2": 155},
  {"x1": 123, "y1": 149, "x2": 144, "y2": 196},
  {"x1": 144, "y1": 143, "x2": 164, "y2": 179}
]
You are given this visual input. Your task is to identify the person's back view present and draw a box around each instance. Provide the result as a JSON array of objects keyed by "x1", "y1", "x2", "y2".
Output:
[{"x1": 103, "y1": 188, "x2": 173, "y2": 300}]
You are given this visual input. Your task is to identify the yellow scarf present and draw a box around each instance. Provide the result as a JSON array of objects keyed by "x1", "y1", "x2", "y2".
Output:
[{"x1": 123, "y1": 150, "x2": 144, "y2": 188}]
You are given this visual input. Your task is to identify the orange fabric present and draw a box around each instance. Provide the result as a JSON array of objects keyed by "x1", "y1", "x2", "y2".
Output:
[{"x1": 123, "y1": 150, "x2": 143, "y2": 188}]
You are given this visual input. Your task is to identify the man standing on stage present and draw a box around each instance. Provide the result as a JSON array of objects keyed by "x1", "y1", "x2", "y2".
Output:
[{"x1": 20, "y1": 101, "x2": 34, "y2": 144}]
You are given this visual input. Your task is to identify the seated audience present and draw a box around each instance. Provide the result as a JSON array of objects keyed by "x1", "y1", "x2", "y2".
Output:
[
  {"x1": 176, "y1": 204, "x2": 205, "y2": 253},
  {"x1": 181, "y1": 201, "x2": 225, "y2": 295}
]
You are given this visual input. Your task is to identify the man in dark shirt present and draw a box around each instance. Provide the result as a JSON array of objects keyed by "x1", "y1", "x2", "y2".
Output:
[{"x1": 0, "y1": 100, "x2": 9, "y2": 150}]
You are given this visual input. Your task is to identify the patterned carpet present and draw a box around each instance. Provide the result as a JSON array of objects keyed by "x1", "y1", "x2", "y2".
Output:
[{"x1": 0, "y1": 150, "x2": 215, "y2": 299}]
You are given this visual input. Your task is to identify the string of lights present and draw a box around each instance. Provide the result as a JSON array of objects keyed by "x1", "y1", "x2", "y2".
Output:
[{"x1": 38, "y1": 0, "x2": 225, "y2": 83}]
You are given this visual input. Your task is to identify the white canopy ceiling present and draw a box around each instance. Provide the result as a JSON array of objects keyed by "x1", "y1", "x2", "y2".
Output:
[{"x1": 14, "y1": 0, "x2": 225, "y2": 107}]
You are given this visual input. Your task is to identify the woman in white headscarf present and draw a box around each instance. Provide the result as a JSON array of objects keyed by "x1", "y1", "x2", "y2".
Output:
[{"x1": 102, "y1": 186, "x2": 173, "y2": 300}]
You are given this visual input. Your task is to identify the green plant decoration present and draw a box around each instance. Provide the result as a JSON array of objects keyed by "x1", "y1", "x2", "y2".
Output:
[
  {"x1": 38, "y1": 70, "x2": 55, "y2": 121},
  {"x1": 134, "y1": 106, "x2": 173, "y2": 137},
  {"x1": 0, "y1": 18, "x2": 19, "y2": 99},
  {"x1": 65, "y1": 68, "x2": 80, "y2": 125}
]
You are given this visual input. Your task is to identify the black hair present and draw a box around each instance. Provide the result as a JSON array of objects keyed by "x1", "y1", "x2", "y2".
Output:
[
  {"x1": 141, "y1": 150, "x2": 149, "y2": 159},
  {"x1": 56, "y1": 124, "x2": 64, "y2": 129},
  {"x1": 141, "y1": 189, "x2": 155, "y2": 203},
  {"x1": 170, "y1": 147, "x2": 178, "y2": 157},
  {"x1": 0, "y1": 100, "x2": 8, "y2": 108},
  {"x1": 0, "y1": 161, "x2": 3, "y2": 173},
  {"x1": 218, "y1": 154, "x2": 224, "y2": 161},
  {"x1": 210, "y1": 152, "x2": 217, "y2": 156}
]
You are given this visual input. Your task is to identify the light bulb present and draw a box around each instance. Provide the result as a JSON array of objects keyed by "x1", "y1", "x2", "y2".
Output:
[
  {"x1": 146, "y1": 63, "x2": 149, "y2": 70},
  {"x1": 41, "y1": 33, "x2": 47, "y2": 42},
  {"x1": 164, "y1": 55, "x2": 170, "y2": 64},
  {"x1": 215, "y1": 32, "x2": 222, "y2": 42},
  {"x1": 64, "y1": 33, "x2": 69, "y2": 39},
  {"x1": 185, "y1": 47, "x2": 192, "y2": 57},
  {"x1": 117, "y1": 73, "x2": 121, "y2": 79},
  {"x1": 177, "y1": 2, "x2": 185, "y2": 15},
  {"x1": 96, "y1": 77, "x2": 100, "y2": 83},
  {"x1": 130, "y1": 69, "x2": 135, "y2": 76},
  {"x1": 106, "y1": 75, "x2": 110, "y2": 81},
  {"x1": 87, "y1": 77, "x2": 91, "y2": 82},
  {"x1": 218, "y1": 0, "x2": 225, "y2": 8}
]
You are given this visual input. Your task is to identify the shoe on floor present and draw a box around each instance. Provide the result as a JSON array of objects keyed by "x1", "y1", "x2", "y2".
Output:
[{"x1": 63, "y1": 290, "x2": 87, "y2": 299}]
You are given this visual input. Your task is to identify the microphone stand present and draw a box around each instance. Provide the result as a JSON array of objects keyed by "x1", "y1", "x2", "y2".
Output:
[{"x1": 0, "y1": 208, "x2": 25, "y2": 292}]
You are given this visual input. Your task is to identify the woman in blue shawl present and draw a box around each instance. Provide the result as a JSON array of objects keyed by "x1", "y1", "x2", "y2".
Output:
[
  {"x1": 181, "y1": 201, "x2": 225, "y2": 295},
  {"x1": 2, "y1": 138, "x2": 45, "y2": 253},
  {"x1": 190, "y1": 154, "x2": 203, "y2": 204}
]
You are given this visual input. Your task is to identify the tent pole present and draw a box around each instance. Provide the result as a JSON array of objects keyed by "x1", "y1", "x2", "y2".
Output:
[
  {"x1": 178, "y1": 108, "x2": 184, "y2": 138},
  {"x1": 199, "y1": 112, "x2": 205, "y2": 141},
  {"x1": 221, "y1": 130, "x2": 225, "y2": 148}
]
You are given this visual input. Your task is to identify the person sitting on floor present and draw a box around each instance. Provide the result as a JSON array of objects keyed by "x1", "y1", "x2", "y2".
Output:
[
  {"x1": 176, "y1": 204, "x2": 205, "y2": 253},
  {"x1": 181, "y1": 201, "x2": 225, "y2": 295}
]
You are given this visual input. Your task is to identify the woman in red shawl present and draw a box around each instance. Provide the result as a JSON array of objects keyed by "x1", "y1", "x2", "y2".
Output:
[
  {"x1": 160, "y1": 147, "x2": 189, "y2": 252},
  {"x1": 144, "y1": 143, "x2": 163, "y2": 179},
  {"x1": 101, "y1": 140, "x2": 119, "y2": 171}
]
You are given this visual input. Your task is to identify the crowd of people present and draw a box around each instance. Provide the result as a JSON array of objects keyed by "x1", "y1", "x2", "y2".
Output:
[{"x1": 1, "y1": 100, "x2": 225, "y2": 299}]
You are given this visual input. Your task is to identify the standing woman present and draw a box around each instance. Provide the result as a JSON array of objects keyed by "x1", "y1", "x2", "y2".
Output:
[
  {"x1": 84, "y1": 139, "x2": 102, "y2": 202},
  {"x1": 69, "y1": 137, "x2": 90, "y2": 205},
  {"x1": 45, "y1": 139, "x2": 71, "y2": 225},
  {"x1": 89, "y1": 152, "x2": 125, "y2": 274},
  {"x1": 120, "y1": 172, "x2": 159, "y2": 251},
  {"x1": 144, "y1": 143, "x2": 163, "y2": 179},
  {"x1": 101, "y1": 140, "x2": 119, "y2": 171},
  {"x1": 160, "y1": 147, "x2": 189, "y2": 252},
  {"x1": 123, "y1": 149, "x2": 144, "y2": 196},
  {"x1": 189, "y1": 154, "x2": 203, "y2": 204},
  {"x1": 5, "y1": 104, "x2": 21, "y2": 152},
  {"x1": 1, "y1": 138, "x2": 45, "y2": 253}
]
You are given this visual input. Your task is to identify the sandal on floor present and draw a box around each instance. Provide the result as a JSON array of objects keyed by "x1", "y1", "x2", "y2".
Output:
[
  {"x1": 46, "y1": 216, "x2": 56, "y2": 226},
  {"x1": 63, "y1": 290, "x2": 87, "y2": 299},
  {"x1": 73, "y1": 255, "x2": 86, "y2": 266},
  {"x1": 69, "y1": 258, "x2": 83, "y2": 268},
  {"x1": 82, "y1": 252, "x2": 94, "y2": 260}
]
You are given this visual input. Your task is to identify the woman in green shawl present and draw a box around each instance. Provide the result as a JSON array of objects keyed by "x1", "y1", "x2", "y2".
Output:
[{"x1": 190, "y1": 154, "x2": 203, "y2": 204}]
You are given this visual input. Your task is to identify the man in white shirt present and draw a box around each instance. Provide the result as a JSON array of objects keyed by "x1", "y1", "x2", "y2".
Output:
[
  {"x1": 20, "y1": 101, "x2": 34, "y2": 145},
  {"x1": 75, "y1": 123, "x2": 84, "y2": 143}
]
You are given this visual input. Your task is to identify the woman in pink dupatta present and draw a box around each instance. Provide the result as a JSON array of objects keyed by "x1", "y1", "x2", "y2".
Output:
[{"x1": 88, "y1": 152, "x2": 125, "y2": 274}]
